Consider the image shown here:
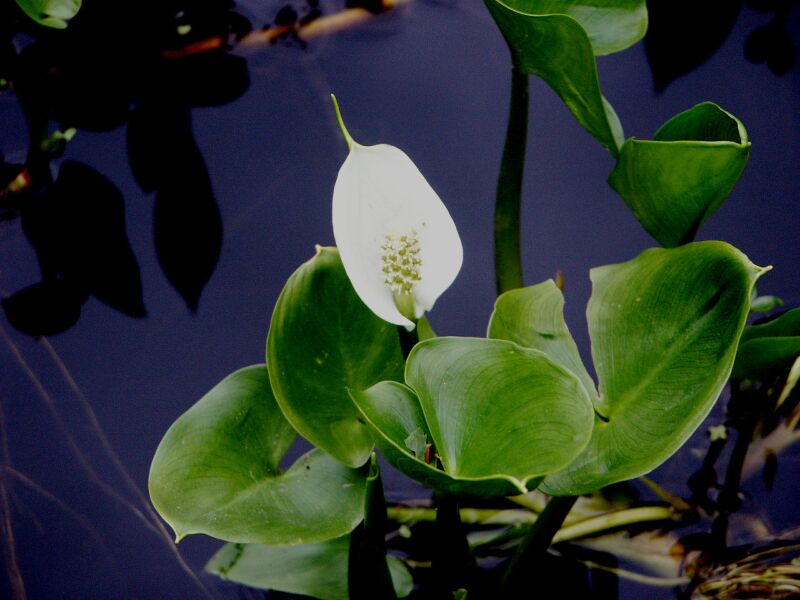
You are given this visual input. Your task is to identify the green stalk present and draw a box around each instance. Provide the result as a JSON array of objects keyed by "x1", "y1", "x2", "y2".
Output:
[
  {"x1": 500, "y1": 495, "x2": 577, "y2": 595},
  {"x1": 494, "y1": 65, "x2": 529, "y2": 295}
]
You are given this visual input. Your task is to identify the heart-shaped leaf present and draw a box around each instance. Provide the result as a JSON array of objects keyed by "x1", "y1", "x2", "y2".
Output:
[
  {"x1": 485, "y1": 0, "x2": 648, "y2": 155},
  {"x1": 1, "y1": 280, "x2": 87, "y2": 337},
  {"x1": 608, "y1": 103, "x2": 750, "y2": 247},
  {"x1": 267, "y1": 246, "x2": 404, "y2": 468},
  {"x1": 351, "y1": 338, "x2": 594, "y2": 498},
  {"x1": 206, "y1": 537, "x2": 413, "y2": 600},
  {"x1": 20, "y1": 161, "x2": 146, "y2": 318},
  {"x1": 494, "y1": 0, "x2": 648, "y2": 56},
  {"x1": 541, "y1": 242, "x2": 765, "y2": 496},
  {"x1": 733, "y1": 307, "x2": 800, "y2": 380},
  {"x1": 148, "y1": 365, "x2": 367, "y2": 544},
  {"x1": 488, "y1": 279, "x2": 597, "y2": 406},
  {"x1": 153, "y1": 146, "x2": 222, "y2": 312}
]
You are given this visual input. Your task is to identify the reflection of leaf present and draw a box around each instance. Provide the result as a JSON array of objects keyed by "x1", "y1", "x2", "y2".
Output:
[
  {"x1": 153, "y1": 147, "x2": 222, "y2": 312},
  {"x1": 207, "y1": 537, "x2": 413, "y2": 599},
  {"x1": 127, "y1": 99, "x2": 193, "y2": 193},
  {"x1": 267, "y1": 247, "x2": 404, "y2": 468},
  {"x1": 149, "y1": 365, "x2": 368, "y2": 544},
  {"x1": 16, "y1": 43, "x2": 130, "y2": 132},
  {"x1": 645, "y1": 0, "x2": 743, "y2": 91},
  {"x1": 162, "y1": 52, "x2": 250, "y2": 108},
  {"x1": 1, "y1": 280, "x2": 87, "y2": 336},
  {"x1": 15, "y1": 0, "x2": 81, "y2": 29},
  {"x1": 52, "y1": 161, "x2": 146, "y2": 316},
  {"x1": 21, "y1": 161, "x2": 146, "y2": 318},
  {"x1": 542, "y1": 243, "x2": 763, "y2": 496}
]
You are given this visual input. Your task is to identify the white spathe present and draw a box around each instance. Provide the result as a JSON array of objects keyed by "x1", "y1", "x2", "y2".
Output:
[{"x1": 332, "y1": 118, "x2": 462, "y2": 329}]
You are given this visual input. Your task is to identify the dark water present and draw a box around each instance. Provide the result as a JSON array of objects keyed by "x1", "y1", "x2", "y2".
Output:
[{"x1": 1, "y1": 1, "x2": 799, "y2": 598}]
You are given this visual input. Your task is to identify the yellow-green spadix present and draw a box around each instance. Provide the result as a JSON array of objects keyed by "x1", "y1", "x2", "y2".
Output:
[{"x1": 330, "y1": 95, "x2": 463, "y2": 329}]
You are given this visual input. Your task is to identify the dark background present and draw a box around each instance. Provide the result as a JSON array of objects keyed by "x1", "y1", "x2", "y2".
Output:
[{"x1": 1, "y1": 1, "x2": 798, "y2": 597}]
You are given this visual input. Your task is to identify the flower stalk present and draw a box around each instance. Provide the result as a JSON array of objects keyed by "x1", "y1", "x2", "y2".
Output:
[{"x1": 494, "y1": 65, "x2": 529, "y2": 294}]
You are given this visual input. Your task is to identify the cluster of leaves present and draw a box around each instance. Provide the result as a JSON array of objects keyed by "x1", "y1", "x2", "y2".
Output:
[
  {"x1": 144, "y1": 1, "x2": 798, "y2": 598},
  {"x1": 1, "y1": 0, "x2": 252, "y2": 335}
]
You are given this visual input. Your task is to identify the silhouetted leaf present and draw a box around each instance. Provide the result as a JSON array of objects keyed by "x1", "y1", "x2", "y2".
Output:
[
  {"x1": 645, "y1": 0, "x2": 743, "y2": 91},
  {"x1": 162, "y1": 51, "x2": 250, "y2": 108},
  {"x1": 153, "y1": 147, "x2": 222, "y2": 312},
  {"x1": 2, "y1": 280, "x2": 87, "y2": 336},
  {"x1": 127, "y1": 99, "x2": 194, "y2": 193},
  {"x1": 21, "y1": 161, "x2": 146, "y2": 317},
  {"x1": 744, "y1": 21, "x2": 797, "y2": 75},
  {"x1": 16, "y1": 43, "x2": 130, "y2": 132},
  {"x1": 55, "y1": 161, "x2": 145, "y2": 316}
]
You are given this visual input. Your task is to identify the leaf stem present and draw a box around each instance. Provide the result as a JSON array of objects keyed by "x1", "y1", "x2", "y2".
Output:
[
  {"x1": 500, "y1": 495, "x2": 577, "y2": 595},
  {"x1": 494, "y1": 65, "x2": 529, "y2": 295},
  {"x1": 398, "y1": 324, "x2": 419, "y2": 359},
  {"x1": 432, "y1": 493, "x2": 476, "y2": 596},
  {"x1": 348, "y1": 455, "x2": 397, "y2": 599},
  {"x1": 712, "y1": 381, "x2": 760, "y2": 549},
  {"x1": 330, "y1": 93, "x2": 355, "y2": 151}
]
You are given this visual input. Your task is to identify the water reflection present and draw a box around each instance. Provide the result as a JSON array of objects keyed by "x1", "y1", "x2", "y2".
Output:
[
  {"x1": 2, "y1": 0, "x2": 252, "y2": 335},
  {"x1": 645, "y1": 0, "x2": 797, "y2": 90}
]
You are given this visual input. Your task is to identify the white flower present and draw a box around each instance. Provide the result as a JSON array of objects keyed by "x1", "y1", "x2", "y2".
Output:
[{"x1": 331, "y1": 95, "x2": 463, "y2": 330}]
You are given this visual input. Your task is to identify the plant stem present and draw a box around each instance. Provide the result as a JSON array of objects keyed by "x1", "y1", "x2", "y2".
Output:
[
  {"x1": 388, "y1": 504, "x2": 678, "y2": 543},
  {"x1": 398, "y1": 324, "x2": 419, "y2": 359},
  {"x1": 494, "y1": 65, "x2": 529, "y2": 295},
  {"x1": 432, "y1": 493, "x2": 476, "y2": 596},
  {"x1": 349, "y1": 455, "x2": 396, "y2": 599},
  {"x1": 712, "y1": 380, "x2": 761, "y2": 550},
  {"x1": 500, "y1": 495, "x2": 577, "y2": 595}
]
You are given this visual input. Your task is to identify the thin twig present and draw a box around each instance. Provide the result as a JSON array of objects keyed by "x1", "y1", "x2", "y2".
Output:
[
  {"x1": 0, "y1": 323, "x2": 216, "y2": 598},
  {"x1": 0, "y1": 389, "x2": 26, "y2": 600}
]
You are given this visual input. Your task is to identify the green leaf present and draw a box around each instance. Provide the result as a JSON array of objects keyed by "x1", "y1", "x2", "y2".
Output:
[
  {"x1": 267, "y1": 246, "x2": 404, "y2": 468},
  {"x1": 484, "y1": 0, "x2": 648, "y2": 154},
  {"x1": 493, "y1": 0, "x2": 648, "y2": 55},
  {"x1": 733, "y1": 338, "x2": 800, "y2": 380},
  {"x1": 207, "y1": 537, "x2": 413, "y2": 600},
  {"x1": 608, "y1": 103, "x2": 750, "y2": 247},
  {"x1": 734, "y1": 307, "x2": 800, "y2": 380},
  {"x1": 542, "y1": 242, "x2": 765, "y2": 496},
  {"x1": 488, "y1": 279, "x2": 597, "y2": 407},
  {"x1": 15, "y1": 0, "x2": 81, "y2": 28},
  {"x1": 741, "y1": 307, "x2": 800, "y2": 343},
  {"x1": 351, "y1": 338, "x2": 594, "y2": 498},
  {"x1": 148, "y1": 365, "x2": 367, "y2": 544}
]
